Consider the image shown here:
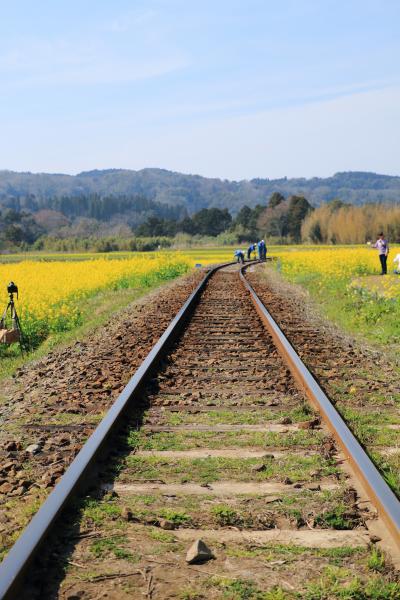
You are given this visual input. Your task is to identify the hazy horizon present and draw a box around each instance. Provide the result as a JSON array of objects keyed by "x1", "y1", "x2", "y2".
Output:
[{"x1": 1, "y1": 166, "x2": 400, "y2": 183}]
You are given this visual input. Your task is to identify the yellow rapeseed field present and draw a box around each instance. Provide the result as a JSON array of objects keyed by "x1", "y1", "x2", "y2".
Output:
[
  {"x1": 273, "y1": 247, "x2": 379, "y2": 279},
  {"x1": 2, "y1": 244, "x2": 400, "y2": 350},
  {"x1": 264, "y1": 245, "x2": 400, "y2": 344},
  {"x1": 0, "y1": 254, "x2": 191, "y2": 346},
  {"x1": 270, "y1": 245, "x2": 400, "y2": 299},
  {"x1": 272, "y1": 245, "x2": 399, "y2": 286}
]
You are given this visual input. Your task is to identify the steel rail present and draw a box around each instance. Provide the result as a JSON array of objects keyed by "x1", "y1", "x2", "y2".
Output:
[
  {"x1": 2, "y1": 260, "x2": 399, "y2": 599},
  {"x1": 0, "y1": 261, "x2": 235, "y2": 600},
  {"x1": 239, "y1": 264, "x2": 400, "y2": 552}
]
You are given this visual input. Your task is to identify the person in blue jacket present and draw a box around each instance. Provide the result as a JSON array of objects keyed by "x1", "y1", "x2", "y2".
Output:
[
  {"x1": 234, "y1": 249, "x2": 245, "y2": 264},
  {"x1": 261, "y1": 239, "x2": 267, "y2": 260},
  {"x1": 247, "y1": 243, "x2": 256, "y2": 260},
  {"x1": 257, "y1": 239, "x2": 266, "y2": 261}
]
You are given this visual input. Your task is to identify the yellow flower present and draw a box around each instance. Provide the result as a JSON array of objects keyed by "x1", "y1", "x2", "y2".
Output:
[{"x1": 0, "y1": 254, "x2": 191, "y2": 340}]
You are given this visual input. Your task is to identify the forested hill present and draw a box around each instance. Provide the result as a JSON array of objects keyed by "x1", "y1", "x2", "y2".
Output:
[{"x1": 1, "y1": 168, "x2": 400, "y2": 214}]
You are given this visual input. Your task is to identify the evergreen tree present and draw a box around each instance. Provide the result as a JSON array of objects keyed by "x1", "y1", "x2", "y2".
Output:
[
  {"x1": 268, "y1": 192, "x2": 285, "y2": 209},
  {"x1": 286, "y1": 196, "x2": 313, "y2": 242}
]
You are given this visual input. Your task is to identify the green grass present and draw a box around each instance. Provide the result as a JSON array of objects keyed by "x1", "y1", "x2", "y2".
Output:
[
  {"x1": 211, "y1": 505, "x2": 242, "y2": 526},
  {"x1": 105, "y1": 487, "x2": 362, "y2": 532},
  {"x1": 340, "y1": 409, "x2": 400, "y2": 427},
  {"x1": 314, "y1": 504, "x2": 361, "y2": 530},
  {"x1": 180, "y1": 590, "x2": 205, "y2": 600},
  {"x1": 148, "y1": 528, "x2": 176, "y2": 543},
  {"x1": 368, "y1": 548, "x2": 387, "y2": 573},
  {"x1": 17, "y1": 410, "x2": 105, "y2": 427},
  {"x1": 225, "y1": 544, "x2": 366, "y2": 562},
  {"x1": 164, "y1": 405, "x2": 314, "y2": 427},
  {"x1": 332, "y1": 408, "x2": 400, "y2": 496},
  {"x1": 303, "y1": 566, "x2": 400, "y2": 600},
  {"x1": 119, "y1": 454, "x2": 338, "y2": 484},
  {"x1": 215, "y1": 577, "x2": 270, "y2": 600},
  {"x1": 206, "y1": 563, "x2": 400, "y2": 599},
  {"x1": 81, "y1": 497, "x2": 122, "y2": 525},
  {"x1": 270, "y1": 267, "x2": 400, "y2": 348},
  {"x1": 158, "y1": 508, "x2": 191, "y2": 525},
  {"x1": 127, "y1": 429, "x2": 325, "y2": 451},
  {"x1": 89, "y1": 535, "x2": 139, "y2": 563}
]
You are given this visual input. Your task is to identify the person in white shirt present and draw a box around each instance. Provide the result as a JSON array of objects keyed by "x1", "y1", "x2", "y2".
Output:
[
  {"x1": 393, "y1": 252, "x2": 400, "y2": 274},
  {"x1": 371, "y1": 232, "x2": 389, "y2": 275}
]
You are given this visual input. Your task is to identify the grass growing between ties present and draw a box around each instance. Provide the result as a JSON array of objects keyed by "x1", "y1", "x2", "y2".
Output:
[
  {"x1": 81, "y1": 497, "x2": 122, "y2": 526},
  {"x1": 89, "y1": 535, "x2": 139, "y2": 563},
  {"x1": 212, "y1": 505, "x2": 242, "y2": 527},
  {"x1": 368, "y1": 451, "x2": 400, "y2": 498},
  {"x1": 224, "y1": 544, "x2": 366, "y2": 563},
  {"x1": 302, "y1": 566, "x2": 400, "y2": 600},
  {"x1": 127, "y1": 429, "x2": 326, "y2": 452},
  {"x1": 193, "y1": 560, "x2": 400, "y2": 599},
  {"x1": 158, "y1": 508, "x2": 191, "y2": 525},
  {"x1": 164, "y1": 405, "x2": 314, "y2": 427},
  {"x1": 102, "y1": 487, "x2": 363, "y2": 531},
  {"x1": 120, "y1": 454, "x2": 339, "y2": 484}
]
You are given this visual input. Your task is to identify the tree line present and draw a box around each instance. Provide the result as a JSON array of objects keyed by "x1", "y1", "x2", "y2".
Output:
[
  {"x1": 1, "y1": 193, "x2": 186, "y2": 223},
  {"x1": 136, "y1": 194, "x2": 313, "y2": 242},
  {"x1": 3, "y1": 189, "x2": 400, "y2": 252},
  {"x1": 3, "y1": 169, "x2": 400, "y2": 211}
]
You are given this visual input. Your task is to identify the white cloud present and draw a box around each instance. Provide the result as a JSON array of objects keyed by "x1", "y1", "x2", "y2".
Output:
[{"x1": 0, "y1": 36, "x2": 188, "y2": 89}]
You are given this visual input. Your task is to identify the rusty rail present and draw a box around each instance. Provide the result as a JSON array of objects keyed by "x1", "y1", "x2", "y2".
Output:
[{"x1": 239, "y1": 264, "x2": 400, "y2": 552}]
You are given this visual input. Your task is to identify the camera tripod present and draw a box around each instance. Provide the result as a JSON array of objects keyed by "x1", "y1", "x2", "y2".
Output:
[{"x1": 0, "y1": 287, "x2": 26, "y2": 353}]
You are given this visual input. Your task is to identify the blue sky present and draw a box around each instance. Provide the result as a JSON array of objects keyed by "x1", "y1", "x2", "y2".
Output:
[{"x1": 1, "y1": 0, "x2": 399, "y2": 179}]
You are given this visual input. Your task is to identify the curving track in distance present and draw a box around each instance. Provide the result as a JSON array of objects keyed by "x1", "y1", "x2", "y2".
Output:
[{"x1": 0, "y1": 262, "x2": 399, "y2": 599}]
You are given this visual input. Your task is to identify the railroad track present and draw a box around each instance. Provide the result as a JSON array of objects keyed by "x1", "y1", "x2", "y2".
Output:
[{"x1": 1, "y1": 263, "x2": 399, "y2": 599}]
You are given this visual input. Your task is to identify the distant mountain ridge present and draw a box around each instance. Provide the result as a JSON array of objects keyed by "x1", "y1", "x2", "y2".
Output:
[{"x1": 1, "y1": 168, "x2": 400, "y2": 214}]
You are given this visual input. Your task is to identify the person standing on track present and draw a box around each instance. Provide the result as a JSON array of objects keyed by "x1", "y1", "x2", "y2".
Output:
[
  {"x1": 370, "y1": 232, "x2": 389, "y2": 275},
  {"x1": 262, "y1": 239, "x2": 267, "y2": 261},
  {"x1": 257, "y1": 240, "x2": 263, "y2": 261},
  {"x1": 257, "y1": 239, "x2": 266, "y2": 261}
]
